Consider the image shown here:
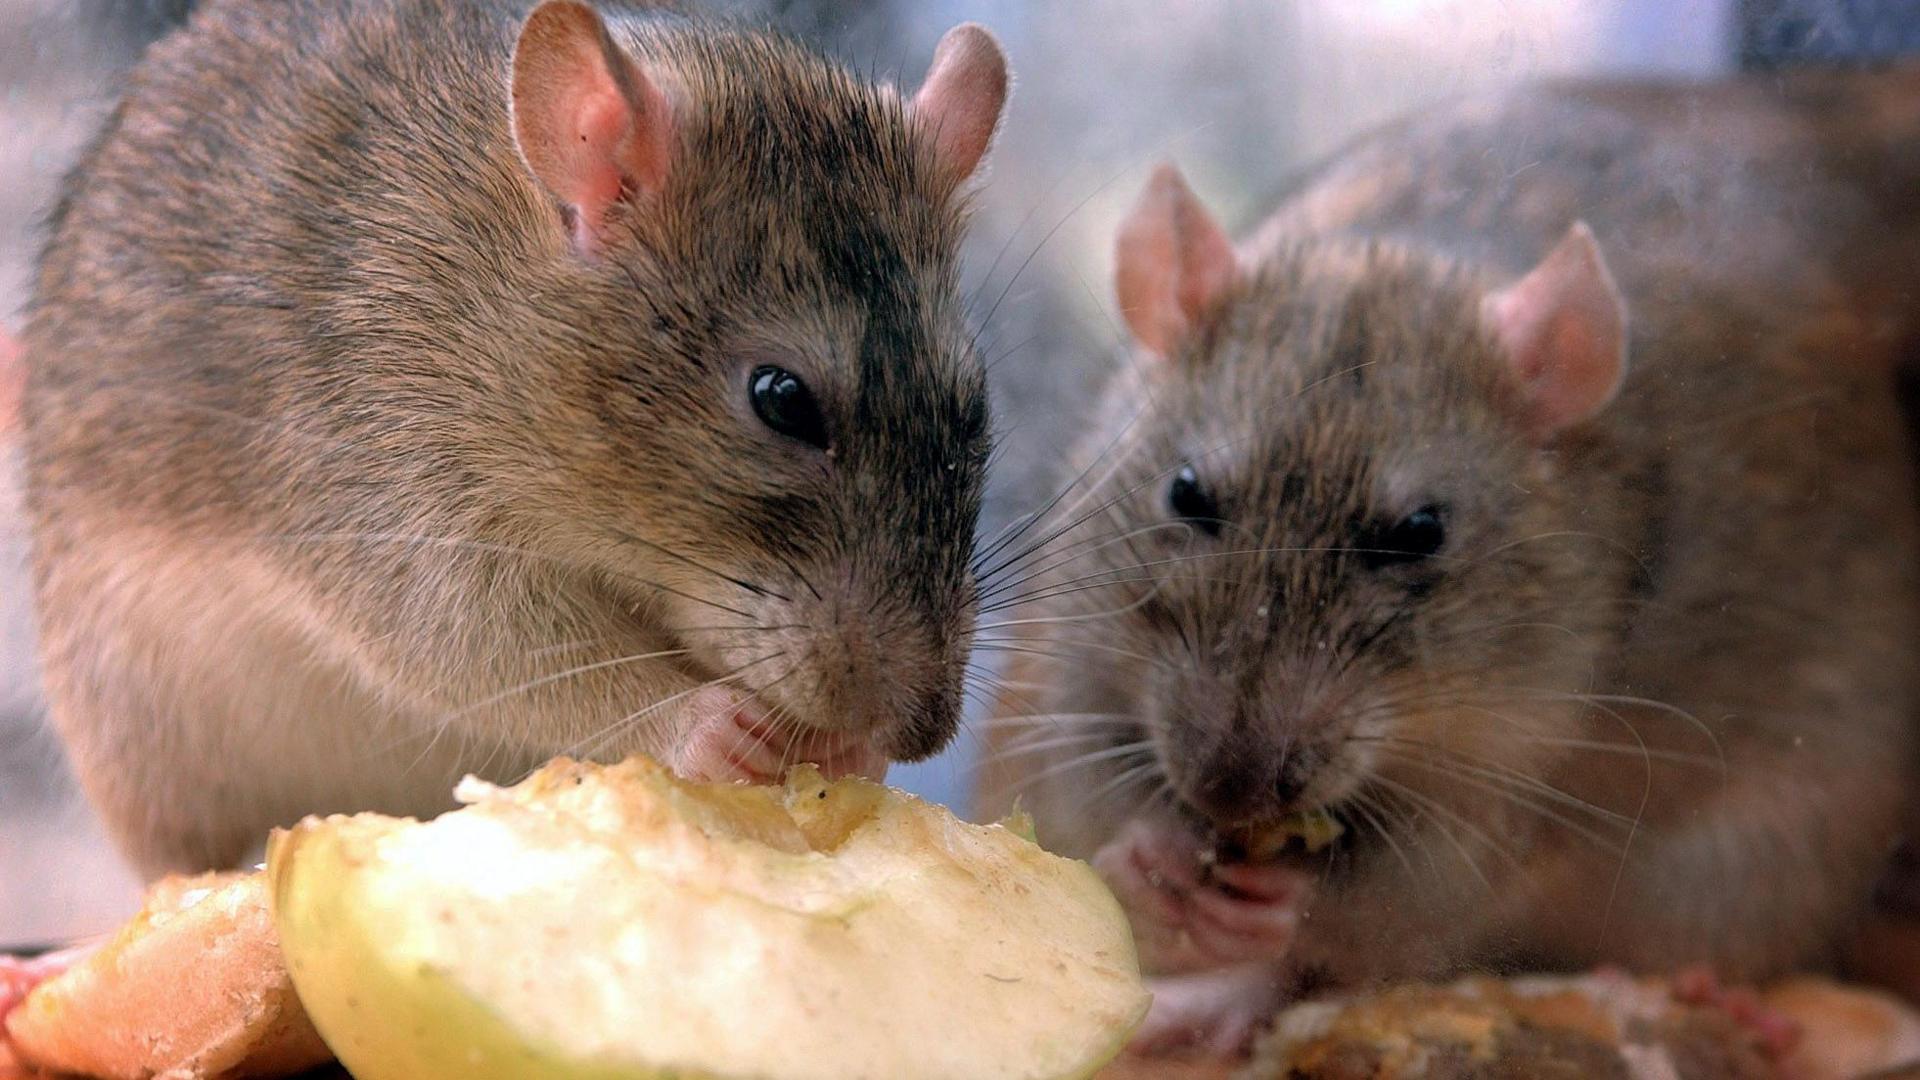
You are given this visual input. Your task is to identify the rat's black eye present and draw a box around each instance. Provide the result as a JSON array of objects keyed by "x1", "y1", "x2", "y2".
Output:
[
  {"x1": 1364, "y1": 505, "x2": 1447, "y2": 569},
  {"x1": 749, "y1": 366, "x2": 828, "y2": 449},
  {"x1": 1168, "y1": 465, "x2": 1221, "y2": 535}
]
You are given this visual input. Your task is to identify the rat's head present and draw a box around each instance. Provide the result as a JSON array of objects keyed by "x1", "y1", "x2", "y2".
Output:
[
  {"x1": 1063, "y1": 164, "x2": 1633, "y2": 838},
  {"x1": 495, "y1": 3, "x2": 1009, "y2": 760}
]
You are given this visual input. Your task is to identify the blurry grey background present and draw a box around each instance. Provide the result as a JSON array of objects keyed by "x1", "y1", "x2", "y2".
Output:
[{"x1": 0, "y1": 0, "x2": 1815, "y2": 944}]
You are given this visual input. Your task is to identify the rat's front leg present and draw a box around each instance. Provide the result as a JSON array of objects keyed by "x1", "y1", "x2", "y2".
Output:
[
  {"x1": 669, "y1": 686, "x2": 888, "y2": 784},
  {"x1": 1132, "y1": 964, "x2": 1291, "y2": 1055},
  {"x1": 1092, "y1": 819, "x2": 1311, "y2": 1054}
]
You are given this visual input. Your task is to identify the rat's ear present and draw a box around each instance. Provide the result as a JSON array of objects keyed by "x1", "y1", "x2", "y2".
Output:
[
  {"x1": 1114, "y1": 163, "x2": 1238, "y2": 358},
  {"x1": 1482, "y1": 221, "x2": 1628, "y2": 441},
  {"x1": 909, "y1": 24, "x2": 1009, "y2": 189},
  {"x1": 511, "y1": 0, "x2": 674, "y2": 257}
]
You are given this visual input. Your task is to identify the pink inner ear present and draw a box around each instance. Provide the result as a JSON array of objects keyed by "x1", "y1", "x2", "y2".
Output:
[
  {"x1": 569, "y1": 84, "x2": 638, "y2": 211},
  {"x1": 511, "y1": 0, "x2": 673, "y2": 255},
  {"x1": 1484, "y1": 222, "x2": 1628, "y2": 440},
  {"x1": 1114, "y1": 164, "x2": 1237, "y2": 358},
  {"x1": 1115, "y1": 210, "x2": 1182, "y2": 356},
  {"x1": 1175, "y1": 195, "x2": 1237, "y2": 333}
]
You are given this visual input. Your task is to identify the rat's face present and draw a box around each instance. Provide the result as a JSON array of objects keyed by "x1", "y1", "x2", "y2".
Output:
[
  {"x1": 501, "y1": 14, "x2": 1007, "y2": 761},
  {"x1": 601, "y1": 193, "x2": 991, "y2": 761},
  {"x1": 1040, "y1": 217, "x2": 1633, "y2": 867}
]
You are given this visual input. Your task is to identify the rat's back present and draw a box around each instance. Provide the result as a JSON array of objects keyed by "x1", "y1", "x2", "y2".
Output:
[
  {"x1": 27, "y1": 0, "x2": 538, "y2": 517},
  {"x1": 19, "y1": 0, "x2": 559, "y2": 873}
]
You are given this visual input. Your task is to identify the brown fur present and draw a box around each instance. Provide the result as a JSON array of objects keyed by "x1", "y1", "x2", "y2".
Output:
[
  {"x1": 983, "y1": 68, "x2": 1920, "y2": 991},
  {"x1": 23, "y1": 0, "x2": 995, "y2": 875}
]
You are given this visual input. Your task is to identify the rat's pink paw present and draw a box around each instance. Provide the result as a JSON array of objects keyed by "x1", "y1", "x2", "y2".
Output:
[
  {"x1": 1092, "y1": 820, "x2": 1312, "y2": 975},
  {"x1": 1130, "y1": 964, "x2": 1285, "y2": 1057},
  {"x1": 1670, "y1": 965, "x2": 1803, "y2": 1061},
  {"x1": 0, "y1": 946, "x2": 86, "y2": 1024},
  {"x1": 670, "y1": 687, "x2": 887, "y2": 784}
]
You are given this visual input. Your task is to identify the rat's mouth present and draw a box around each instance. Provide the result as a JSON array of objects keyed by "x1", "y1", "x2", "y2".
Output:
[
  {"x1": 1198, "y1": 806, "x2": 1354, "y2": 888},
  {"x1": 667, "y1": 680, "x2": 889, "y2": 784}
]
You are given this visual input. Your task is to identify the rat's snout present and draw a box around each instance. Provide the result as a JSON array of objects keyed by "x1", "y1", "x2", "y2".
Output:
[
  {"x1": 1157, "y1": 663, "x2": 1349, "y2": 826},
  {"x1": 1182, "y1": 740, "x2": 1276, "y2": 824},
  {"x1": 1172, "y1": 727, "x2": 1326, "y2": 826},
  {"x1": 783, "y1": 584, "x2": 970, "y2": 763}
]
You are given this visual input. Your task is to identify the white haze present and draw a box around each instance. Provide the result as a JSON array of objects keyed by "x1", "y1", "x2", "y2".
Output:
[{"x1": 0, "y1": 1, "x2": 1729, "y2": 942}]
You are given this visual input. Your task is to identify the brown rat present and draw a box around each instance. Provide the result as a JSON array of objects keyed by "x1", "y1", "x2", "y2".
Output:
[
  {"x1": 981, "y1": 69, "x2": 1920, "y2": 1051},
  {"x1": 20, "y1": 0, "x2": 1008, "y2": 877}
]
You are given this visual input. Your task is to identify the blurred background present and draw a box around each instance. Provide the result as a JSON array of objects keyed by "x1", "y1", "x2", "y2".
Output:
[{"x1": 0, "y1": 0, "x2": 1901, "y2": 945}]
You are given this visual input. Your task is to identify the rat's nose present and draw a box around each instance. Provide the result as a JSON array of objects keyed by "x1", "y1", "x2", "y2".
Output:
[
  {"x1": 1181, "y1": 733, "x2": 1321, "y2": 824},
  {"x1": 878, "y1": 681, "x2": 962, "y2": 762},
  {"x1": 1272, "y1": 766, "x2": 1308, "y2": 809},
  {"x1": 1183, "y1": 748, "x2": 1276, "y2": 825}
]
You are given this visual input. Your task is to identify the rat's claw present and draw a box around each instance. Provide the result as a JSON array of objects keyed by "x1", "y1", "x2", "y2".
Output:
[
  {"x1": 670, "y1": 687, "x2": 887, "y2": 784},
  {"x1": 1093, "y1": 820, "x2": 1313, "y2": 976},
  {"x1": 1188, "y1": 885, "x2": 1303, "y2": 955}
]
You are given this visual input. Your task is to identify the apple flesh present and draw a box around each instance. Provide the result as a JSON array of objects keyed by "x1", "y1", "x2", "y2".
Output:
[{"x1": 268, "y1": 756, "x2": 1149, "y2": 1080}]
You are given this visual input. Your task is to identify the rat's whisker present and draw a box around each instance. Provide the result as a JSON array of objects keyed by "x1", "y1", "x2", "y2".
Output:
[
  {"x1": 1087, "y1": 757, "x2": 1165, "y2": 817},
  {"x1": 1498, "y1": 688, "x2": 1725, "y2": 768},
  {"x1": 720, "y1": 667, "x2": 802, "y2": 777},
  {"x1": 977, "y1": 521, "x2": 1191, "y2": 604},
  {"x1": 563, "y1": 651, "x2": 788, "y2": 766},
  {"x1": 977, "y1": 437, "x2": 1260, "y2": 589},
  {"x1": 1464, "y1": 529, "x2": 1652, "y2": 579},
  {"x1": 973, "y1": 588, "x2": 1163, "y2": 632},
  {"x1": 979, "y1": 567, "x2": 1199, "y2": 614},
  {"x1": 1365, "y1": 775, "x2": 1503, "y2": 891},
  {"x1": 975, "y1": 421, "x2": 1274, "y2": 587},
  {"x1": 970, "y1": 636, "x2": 1169, "y2": 667},
  {"x1": 447, "y1": 648, "x2": 694, "y2": 722},
  {"x1": 974, "y1": 417, "x2": 1159, "y2": 583},
  {"x1": 263, "y1": 530, "x2": 764, "y2": 621},
  {"x1": 1375, "y1": 751, "x2": 1626, "y2": 854},
  {"x1": 1510, "y1": 735, "x2": 1725, "y2": 770},
  {"x1": 1012, "y1": 739, "x2": 1158, "y2": 792},
  {"x1": 1371, "y1": 734, "x2": 1641, "y2": 830},
  {"x1": 980, "y1": 727, "x2": 1140, "y2": 766},
  {"x1": 605, "y1": 528, "x2": 791, "y2": 603},
  {"x1": 1346, "y1": 789, "x2": 1422, "y2": 884},
  {"x1": 667, "y1": 622, "x2": 808, "y2": 636}
]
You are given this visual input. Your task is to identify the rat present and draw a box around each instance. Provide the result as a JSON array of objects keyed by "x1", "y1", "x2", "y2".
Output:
[
  {"x1": 980, "y1": 68, "x2": 1920, "y2": 1053},
  {"x1": 18, "y1": 0, "x2": 1008, "y2": 880}
]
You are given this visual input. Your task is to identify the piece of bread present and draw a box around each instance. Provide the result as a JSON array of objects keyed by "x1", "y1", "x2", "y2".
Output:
[
  {"x1": 5, "y1": 871, "x2": 329, "y2": 1080},
  {"x1": 1768, "y1": 977, "x2": 1920, "y2": 1080},
  {"x1": 1243, "y1": 970, "x2": 1920, "y2": 1080}
]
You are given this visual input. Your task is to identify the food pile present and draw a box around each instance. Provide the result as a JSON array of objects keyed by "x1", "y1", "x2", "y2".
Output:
[
  {"x1": 3, "y1": 757, "x2": 1150, "y2": 1080},
  {"x1": 4, "y1": 872, "x2": 327, "y2": 1079},
  {"x1": 9, "y1": 757, "x2": 1920, "y2": 1080},
  {"x1": 1242, "y1": 969, "x2": 1920, "y2": 1080}
]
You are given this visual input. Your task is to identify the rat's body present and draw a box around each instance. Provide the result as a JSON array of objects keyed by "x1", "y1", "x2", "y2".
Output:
[
  {"x1": 983, "y1": 69, "x2": 1920, "y2": 1049},
  {"x1": 22, "y1": 0, "x2": 1008, "y2": 876}
]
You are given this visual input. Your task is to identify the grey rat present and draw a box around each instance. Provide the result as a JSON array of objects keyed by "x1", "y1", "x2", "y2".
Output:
[
  {"x1": 982, "y1": 69, "x2": 1920, "y2": 1051},
  {"x1": 20, "y1": 0, "x2": 1008, "y2": 877}
]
